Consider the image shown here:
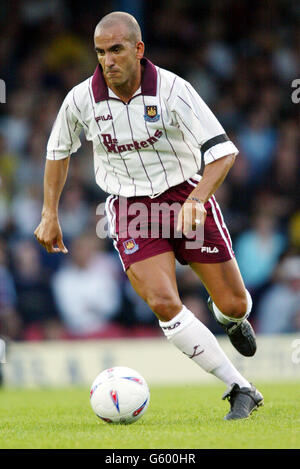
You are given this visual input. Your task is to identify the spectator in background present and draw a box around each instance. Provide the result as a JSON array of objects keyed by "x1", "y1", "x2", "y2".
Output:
[
  {"x1": 272, "y1": 37, "x2": 299, "y2": 83},
  {"x1": 0, "y1": 132, "x2": 20, "y2": 199},
  {"x1": 124, "y1": 282, "x2": 156, "y2": 327},
  {"x1": 237, "y1": 108, "x2": 277, "y2": 185},
  {"x1": 11, "y1": 185, "x2": 42, "y2": 238},
  {"x1": 0, "y1": 134, "x2": 14, "y2": 234},
  {"x1": 15, "y1": 131, "x2": 46, "y2": 190},
  {"x1": 265, "y1": 119, "x2": 299, "y2": 222},
  {"x1": 289, "y1": 212, "x2": 300, "y2": 251},
  {"x1": 257, "y1": 256, "x2": 300, "y2": 334},
  {"x1": 0, "y1": 239, "x2": 21, "y2": 340},
  {"x1": 59, "y1": 185, "x2": 91, "y2": 240},
  {"x1": 176, "y1": 264, "x2": 218, "y2": 333},
  {"x1": 11, "y1": 239, "x2": 62, "y2": 340},
  {"x1": 181, "y1": 293, "x2": 213, "y2": 331},
  {"x1": 51, "y1": 233, "x2": 122, "y2": 338},
  {"x1": 235, "y1": 212, "x2": 286, "y2": 293},
  {"x1": 0, "y1": 90, "x2": 32, "y2": 154},
  {"x1": 185, "y1": 47, "x2": 219, "y2": 106}
]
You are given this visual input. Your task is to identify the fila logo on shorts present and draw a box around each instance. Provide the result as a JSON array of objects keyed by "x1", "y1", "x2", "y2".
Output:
[{"x1": 201, "y1": 246, "x2": 219, "y2": 253}]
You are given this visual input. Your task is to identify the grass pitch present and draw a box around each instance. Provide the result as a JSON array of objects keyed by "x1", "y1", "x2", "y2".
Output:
[{"x1": 0, "y1": 383, "x2": 299, "y2": 449}]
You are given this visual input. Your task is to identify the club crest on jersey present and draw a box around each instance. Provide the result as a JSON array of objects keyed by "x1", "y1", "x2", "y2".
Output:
[
  {"x1": 144, "y1": 105, "x2": 160, "y2": 122},
  {"x1": 123, "y1": 239, "x2": 139, "y2": 254}
]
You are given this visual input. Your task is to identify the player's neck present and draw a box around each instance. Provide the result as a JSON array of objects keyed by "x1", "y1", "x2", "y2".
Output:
[{"x1": 108, "y1": 65, "x2": 142, "y2": 103}]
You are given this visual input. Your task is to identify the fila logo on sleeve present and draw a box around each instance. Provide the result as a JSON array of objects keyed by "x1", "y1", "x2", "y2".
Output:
[{"x1": 96, "y1": 114, "x2": 112, "y2": 122}]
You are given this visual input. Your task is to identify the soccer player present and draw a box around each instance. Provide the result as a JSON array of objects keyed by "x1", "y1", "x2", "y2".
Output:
[{"x1": 34, "y1": 12, "x2": 263, "y2": 419}]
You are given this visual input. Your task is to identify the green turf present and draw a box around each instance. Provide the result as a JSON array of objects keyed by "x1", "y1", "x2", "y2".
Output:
[{"x1": 0, "y1": 383, "x2": 299, "y2": 449}]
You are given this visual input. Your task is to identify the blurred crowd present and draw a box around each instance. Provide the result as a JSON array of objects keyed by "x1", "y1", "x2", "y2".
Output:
[{"x1": 0, "y1": 0, "x2": 299, "y2": 341}]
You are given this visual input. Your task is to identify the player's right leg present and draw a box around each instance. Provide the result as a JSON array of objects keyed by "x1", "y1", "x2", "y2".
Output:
[
  {"x1": 126, "y1": 252, "x2": 263, "y2": 420},
  {"x1": 126, "y1": 251, "x2": 182, "y2": 321}
]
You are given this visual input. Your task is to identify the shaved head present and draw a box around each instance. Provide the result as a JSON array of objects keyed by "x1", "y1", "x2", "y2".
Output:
[
  {"x1": 93, "y1": 11, "x2": 145, "y2": 99},
  {"x1": 94, "y1": 11, "x2": 142, "y2": 44}
]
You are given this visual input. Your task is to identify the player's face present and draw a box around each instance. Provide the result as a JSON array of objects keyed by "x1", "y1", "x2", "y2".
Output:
[{"x1": 94, "y1": 25, "x2": 144, "y2": 89}]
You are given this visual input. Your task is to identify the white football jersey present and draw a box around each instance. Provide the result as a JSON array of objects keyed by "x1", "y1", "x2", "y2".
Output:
[{"x1": 46, "y1": 58, "x2": 238, "y2": 197}]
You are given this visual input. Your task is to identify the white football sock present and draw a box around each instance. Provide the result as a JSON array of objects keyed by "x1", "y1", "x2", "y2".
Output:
[
  {"x1": 159, "y1": 305, "x2": 250, "y2": 389},
  {"x1": 212, "y1": 289, "x2": 252, "y2": 326}
]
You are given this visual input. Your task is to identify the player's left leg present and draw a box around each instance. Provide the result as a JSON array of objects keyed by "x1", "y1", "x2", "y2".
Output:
[
  {"x1": 189, "y1": 258, "x2": 257, "y2": 357},
  {"x1": 127, "y1": 253, "x2": 263, "y2": 420}
]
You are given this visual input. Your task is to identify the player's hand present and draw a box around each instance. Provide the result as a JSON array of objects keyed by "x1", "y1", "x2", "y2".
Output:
[
  {"x1": 176, "y1": 199, "x2": 207, "y2": 237},
  {"x1": 34, "y1": 215, "x2": 68, "y2": 254}
]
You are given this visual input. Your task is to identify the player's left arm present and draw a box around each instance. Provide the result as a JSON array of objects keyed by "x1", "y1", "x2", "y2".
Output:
[
  {"x1": 172, "y1": 79, "x2": 238, "y2": 234},
  {"x1": 177, "y1": 154, "x2": 235, "y2": 234},
  {"x1": 189, "y1": 153, "x2": 236, "y2": 203}
]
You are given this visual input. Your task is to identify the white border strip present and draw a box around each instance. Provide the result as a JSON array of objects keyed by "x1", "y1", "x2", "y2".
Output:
[
  {"x1": 105, "y1": 196, "x2": 125, "y2": 270},
  {"x1": 212, "y1": 195, "x2": 233, "y2": 252},
  {"x1": 208, "y1": 198, "x2": 233, "y2": 259},
  {"x1": 105, "y1": 195, "x2": 118, "y2": 239}
]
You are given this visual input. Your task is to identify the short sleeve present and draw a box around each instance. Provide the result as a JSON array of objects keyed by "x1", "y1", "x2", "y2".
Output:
[
  {"x1": 171, "y1": 81, "x2": 239, "y2": 165},
  {"x1": 46, "y1": 92, "x2": 83, "y2": 160}
]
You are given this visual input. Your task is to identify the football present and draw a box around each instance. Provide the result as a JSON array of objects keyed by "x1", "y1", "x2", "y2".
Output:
[{"x1": 90, "y1": 366, "x2": 150, "y2": 424}]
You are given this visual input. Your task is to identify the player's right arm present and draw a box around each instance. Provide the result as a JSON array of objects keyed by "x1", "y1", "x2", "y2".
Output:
[
  {"x1": 34, "y1": 89, "x2": 83, "y2": 253},
  {"x1": 34, "y1": 157, "x2": 69, "y2": 253}
]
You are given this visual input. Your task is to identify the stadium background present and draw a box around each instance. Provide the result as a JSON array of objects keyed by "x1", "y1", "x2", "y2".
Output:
[{"x1": 0, "y1": 0, "x2": 299, "y2": 387}]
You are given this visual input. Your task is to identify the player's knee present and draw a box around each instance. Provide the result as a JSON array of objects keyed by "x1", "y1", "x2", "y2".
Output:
[
  {"x1": 147, "y1": 295, "x2": 182, "y2": 321},
  {"x1": 220, "y1": 294, "x2": 248, "y2": 319}
]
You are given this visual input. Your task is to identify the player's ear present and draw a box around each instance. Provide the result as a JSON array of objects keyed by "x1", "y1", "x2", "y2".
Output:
[{"x1": 136, "y1": 41, "x2": 144, "y2": 60}]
